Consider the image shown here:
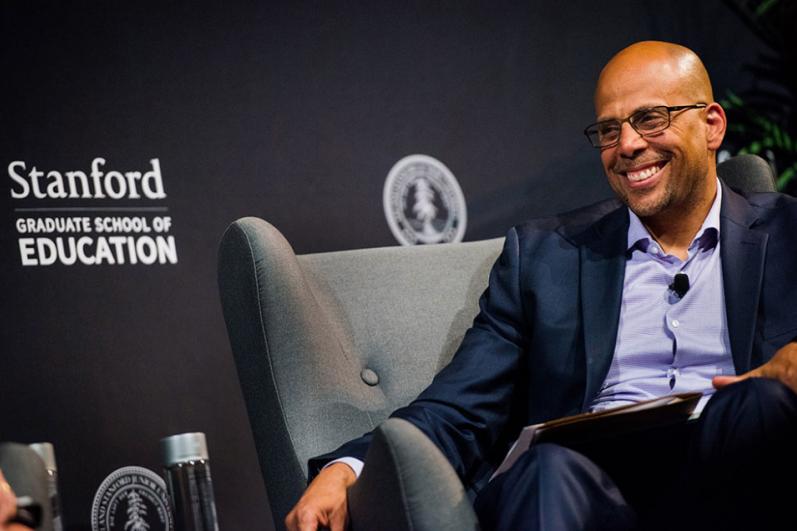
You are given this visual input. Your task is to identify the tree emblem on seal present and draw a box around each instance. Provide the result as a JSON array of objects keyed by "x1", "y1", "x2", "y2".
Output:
[{"x1": 125, "y1": 491, "x2": 150, "y2": 531}]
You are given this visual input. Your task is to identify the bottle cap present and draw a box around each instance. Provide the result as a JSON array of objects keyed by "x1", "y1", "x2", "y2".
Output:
[
  {"x1": 160, "y1": 432, "x2": 209, "y2": 466},
  {"x1": 28, "y1": 442, "x2": 57, "y2": 472}
]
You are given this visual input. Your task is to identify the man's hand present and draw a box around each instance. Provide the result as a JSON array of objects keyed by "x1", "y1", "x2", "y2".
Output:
[
  {"x1": 285, "y1": 463, "x2": 356, "y2": 531},
  {"x1": 714, "y1": 342, "x2": 797, "y2": 394}
]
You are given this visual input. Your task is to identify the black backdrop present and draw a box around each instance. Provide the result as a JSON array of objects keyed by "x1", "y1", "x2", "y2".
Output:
[{"x1": 0, "y1": 2, "x2": 769, "y2": 530}]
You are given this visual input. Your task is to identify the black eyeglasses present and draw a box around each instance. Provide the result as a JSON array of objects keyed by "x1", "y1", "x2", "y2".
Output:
[{"x1": 583, "y1": 103, "x2": 707, "y2": 148}]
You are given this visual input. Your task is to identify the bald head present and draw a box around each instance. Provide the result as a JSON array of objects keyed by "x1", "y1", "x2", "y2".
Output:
[{"x1": 595, "y1": 41, "x2": 713, "y2": 114}]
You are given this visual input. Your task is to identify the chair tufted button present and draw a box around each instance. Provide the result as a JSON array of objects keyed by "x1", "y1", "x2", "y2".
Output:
[{"x1": 360, "y1": 368, "x2": 379, "y2": 386}]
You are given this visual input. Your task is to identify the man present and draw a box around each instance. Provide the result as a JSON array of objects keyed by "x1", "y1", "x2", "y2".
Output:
[{"x1": 287, "y1": 41, "x2": 797, "y2": 530}]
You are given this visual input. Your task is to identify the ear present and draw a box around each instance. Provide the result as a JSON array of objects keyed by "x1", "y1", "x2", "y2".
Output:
[{"x1": 705, "y1": 102, "x2": 726, "y2": 150}]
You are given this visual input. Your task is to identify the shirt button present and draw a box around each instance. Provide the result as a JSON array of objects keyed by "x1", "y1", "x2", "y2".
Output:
[
  {"x1": 650, "y1": 245, "x2": 660, "y2": 254},
  {"x1": 672, "y1": 319, "x2": 680, "y2": 328}
]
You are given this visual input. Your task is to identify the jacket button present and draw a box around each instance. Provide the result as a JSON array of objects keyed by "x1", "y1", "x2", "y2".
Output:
[{"x1": 360, "y1": 368, "x2": 379, "y2": 386}]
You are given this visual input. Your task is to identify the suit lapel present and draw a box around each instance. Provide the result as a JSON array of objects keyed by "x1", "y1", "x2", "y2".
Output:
[
  {"x1": 577, "y1": 206, "x2": 628, "y2": 410},
  {"x1": 720, "y1": 182, "x2": 768, "y2": 374}
]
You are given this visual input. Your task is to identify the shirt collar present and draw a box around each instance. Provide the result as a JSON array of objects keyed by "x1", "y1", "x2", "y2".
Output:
[{"x1": 626, "y1": 178, "x2": 722, "y2": 252}]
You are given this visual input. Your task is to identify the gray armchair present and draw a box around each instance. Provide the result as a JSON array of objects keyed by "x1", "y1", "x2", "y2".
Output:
[
  {"x1": 217, "y1": 154, "x2": 775, "y2": 531},
  {"x1": 218, "y1": 221, "x2": 501, "y2": 530}
]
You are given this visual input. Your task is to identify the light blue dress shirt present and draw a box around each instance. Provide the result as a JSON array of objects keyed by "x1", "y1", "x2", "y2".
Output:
[{"x1": 588, "y1": 181, "x2": 734, "y2": 414}]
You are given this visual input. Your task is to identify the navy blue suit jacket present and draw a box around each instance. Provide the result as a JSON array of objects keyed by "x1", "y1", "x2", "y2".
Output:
[{"x1": 310, "y1": 182, "x2": 797, "y2": 493}]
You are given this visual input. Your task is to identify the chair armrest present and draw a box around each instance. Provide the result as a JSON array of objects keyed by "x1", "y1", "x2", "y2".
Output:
[{"x1": 347, "y1": 418, "x2": 479, "y2": 531}]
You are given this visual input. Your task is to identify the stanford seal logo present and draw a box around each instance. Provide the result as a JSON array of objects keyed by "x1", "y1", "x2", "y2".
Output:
[
  {"x1": 91, "y1": 466, "x2": 173, "y2": 531},
  {"x1": 383, "y1": 154, "x2": 467, "y2": 245}
]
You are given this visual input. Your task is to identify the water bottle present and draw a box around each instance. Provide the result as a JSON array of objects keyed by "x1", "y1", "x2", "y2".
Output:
[
  {"x1": 28, "y1": 442, "x2": 64, "y2": 531},
  {"x1": 160, "y1": 432, "x2": 220, "y2": 531}
]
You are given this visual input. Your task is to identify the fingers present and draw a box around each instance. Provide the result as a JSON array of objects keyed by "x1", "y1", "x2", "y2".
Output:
[
  {"x1": 328, "y1": 505, "x2": 349, "y2": 531},
  {"x1": 284, "y1": 491, "x2": 334, "y2": 531},
  {"x1": 285, "y1": 464, "x2": 354, "y2": 531},
  {"x1": 286, "y1": 497, "x2": 350, "y2": 531},
  {"x1": 712, "y1": 375, "x2": 745, "y2": 389},
  {"x1": 712, "y1": 344, "x2": 797, "y2": 392},
  {"x1": 285, "y1": 507, "x2": 320, "y2": 531},
  {"x1": 284, "y1": 515, "x2": 312, "y2": 531},
  {"x1": 0, "y1": 468, "x2": 17, "y2": 525},
  {"x1": 713, "y1": 364, "x2": 767, "y2": 389},
  {"x1": 0, "y1": 469, "x2": 9, "y2": 492}
]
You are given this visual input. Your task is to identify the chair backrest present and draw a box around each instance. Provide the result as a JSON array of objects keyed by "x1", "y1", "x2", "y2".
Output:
[
  {"x1": 217, "y1": 218, "x2": 503, "y2": 524},
  {"x1": 717, "y1": 153, "x2": 777, "y2": 192}
]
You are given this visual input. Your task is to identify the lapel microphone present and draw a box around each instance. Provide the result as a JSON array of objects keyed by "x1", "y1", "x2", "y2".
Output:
[{"x1": 670, "y1": 272, "x2": 690, "y2": 298}]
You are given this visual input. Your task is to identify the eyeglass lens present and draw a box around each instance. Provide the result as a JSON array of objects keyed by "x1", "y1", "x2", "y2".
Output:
[{"x1": 590, "y1": 107, "x2": 670, "y2": 147}]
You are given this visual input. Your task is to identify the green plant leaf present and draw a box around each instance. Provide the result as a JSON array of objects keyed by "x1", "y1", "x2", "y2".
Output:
[
  {"x1": 755, "y1": 0, "x2": 779, "y2": 18},
  {"x1": 776, "y1": 164, "x2": 796, "y2": 190}
]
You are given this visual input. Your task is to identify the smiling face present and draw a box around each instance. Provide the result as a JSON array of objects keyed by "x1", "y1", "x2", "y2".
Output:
[{"x1": 594, "y1": 42, "x2": 725, "y2": 221}]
